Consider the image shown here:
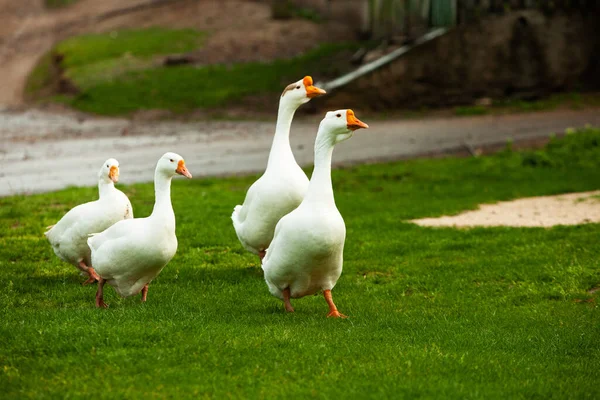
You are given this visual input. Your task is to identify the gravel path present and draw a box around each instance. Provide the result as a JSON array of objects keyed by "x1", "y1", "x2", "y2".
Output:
[{"x1": 1, "y1": 108, "x2": 600, "y2": 197}]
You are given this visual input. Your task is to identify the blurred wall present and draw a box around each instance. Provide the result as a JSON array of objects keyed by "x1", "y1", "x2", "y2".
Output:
[{"x1": 317, "y1": 9, "x2": 600, "y2": 110}]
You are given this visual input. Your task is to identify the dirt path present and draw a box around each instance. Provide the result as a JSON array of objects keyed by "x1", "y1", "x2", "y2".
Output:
[
  {"x1": 2, "y1": 108, "x2": 599, "y2": 197},
  {"x1": 0, "y1": 0, "x2": 140, "y2": 105},
  {"x1": 412, "y1": 191, "x2": 600, "y2": 227}
]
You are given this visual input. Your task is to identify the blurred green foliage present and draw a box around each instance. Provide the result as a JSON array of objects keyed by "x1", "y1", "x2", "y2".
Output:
[
  {"x1": 26, "y1": 27, "x2": 359, "y2": 115},
  {"x1": 45, "y1": 0, "x2": 78, "y2": 9}
]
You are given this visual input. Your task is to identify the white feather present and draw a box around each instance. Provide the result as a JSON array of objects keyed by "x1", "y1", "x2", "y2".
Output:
[
  {"x1": 262, "y1": 109, "x2": 367, "y2": 309},
  {"x1": 232, "y1": 77, "x2": 325, "y2": 256},
  {"x1": 88, "y1": 152, "x2": 189, "y2": 298},
  {"x1": 45, "y1": 158, "x2": 133, "y2": 270}
]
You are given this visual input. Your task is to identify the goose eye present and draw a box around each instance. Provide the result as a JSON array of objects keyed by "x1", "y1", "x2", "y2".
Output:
[
  {"x1": 169, "y1": 159, "x2": 174, "y2": 162},
  {"x1": 336, "y1": 114, "x2": 341, "y2": 118},
  {"x1": 296, "y1": 86, "x2": 300, "y2": 89},
  {"x1": 106, "y1": 164, "x2": 109, "y2": 167}
]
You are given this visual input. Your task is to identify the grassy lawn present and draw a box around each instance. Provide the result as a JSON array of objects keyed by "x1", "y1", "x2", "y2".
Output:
[
  {"x1": 56, "y1": 29, "x2": 205, "y2": 68},
  {"x1": 1, "y1": 128, "x2": 600, "y2": 398},
  {"x1": 45, "y1": 0, "x2": 79, "y2": 9},
  {"x1": 25, "y1": 28, "x2": 359, "y2": 115},
  {"x1": 66, "y1": 43, "x2": 359, "y2": 115},
  {"x1": 453, "y1": 92, "x2": 600, "y2": 116},
  {"x1": 25, "y1": 27, "x2": 207, "y2": 104}
]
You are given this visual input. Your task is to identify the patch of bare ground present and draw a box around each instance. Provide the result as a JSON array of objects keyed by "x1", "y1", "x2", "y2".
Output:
[{"x1": 412, "y1": 191, "x2": 600, "y2": 228}]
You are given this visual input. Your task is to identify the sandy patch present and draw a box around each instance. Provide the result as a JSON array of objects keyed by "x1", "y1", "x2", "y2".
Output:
[{"x1": 412, "y1": 191, "x2": 600, "y2": 228}]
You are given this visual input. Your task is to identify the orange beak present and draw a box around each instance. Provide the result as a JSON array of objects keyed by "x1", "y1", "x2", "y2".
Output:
[
  {"x1": 176, "y1": 159, "x2": 192, "y2": 178},
  {"x1": 108, "y1": 166, "x2": 119, "y2": 183},
  {"x1": 346, "y1": 109, "x2": 369, "y2": 131},
  {"x1": 303, "y1": 75, "x2": 326, "y2": 99}
]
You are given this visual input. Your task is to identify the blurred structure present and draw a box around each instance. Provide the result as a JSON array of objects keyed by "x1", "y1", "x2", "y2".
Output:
[
  {"x1": 290, "y1": 0, "x2": 600, "y2": 110},
  {"x1": 3, "y1": 0, "x2": 599, "y2": 112},
  {"x1": 285, "y1": 0, "x2": 599, "y2": 41}
]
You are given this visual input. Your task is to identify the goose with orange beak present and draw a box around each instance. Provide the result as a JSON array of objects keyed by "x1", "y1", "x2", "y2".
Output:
[
  {"x1": 45, "y1": 158, "x2": 133, "y2": 285},
  {"x1": 88, "y1": 152, "x2": 192, "y2": 307},
  {"x1": 232, "y1": 76, "x2": 326, "y2": 263},
  {"x1": 262, "y1": 110, "x2": 369, "y2": 317}
]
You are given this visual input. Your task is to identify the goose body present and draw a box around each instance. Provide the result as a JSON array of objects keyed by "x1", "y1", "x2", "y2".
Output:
[
  {"x1": 45, "y1": 158, "x2": 132, "y2": 283},
  {"x1": 232, "y1": 76, "x2": 326, "y2": 260},
  {"x1": 232, "y1": 161, "x2": 308, "y2": 257},
  {"x1": 262, "y1": 109, "x2": 369, "y2": 317},
  {"x1": 263, "y1": 199, "x2": 346, "y2": 299},
  {"x1": 88, "y1": 152, "x2": 192, "y2": 307}
]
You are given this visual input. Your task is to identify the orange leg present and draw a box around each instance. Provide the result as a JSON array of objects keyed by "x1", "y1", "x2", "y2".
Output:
[
  {"x1": 324, "y1": 289, "x2": 347, "y2": 318},
  {"x1": 78, "y1": 261, "x2": 100, "y2": 285},
  {"x1": 258, "y1": 250, "x2": 266, "y2": 263},
  {"x1": 83, "y1": 267, "x2": 100, "y2": 286},
  {"x1": 141, "y1": 284, "x2": 149, "y2": 302},
  {"x1": 95, "y1": 278, "x2": 108, "y2": 308},
  {"x1": 282, "y1": 287, "x2": 294, "y2": 313}
]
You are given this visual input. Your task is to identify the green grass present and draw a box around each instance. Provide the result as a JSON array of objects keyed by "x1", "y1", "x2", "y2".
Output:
[
  {"x1": 56, "y1": 28, "x2": 205, "y2": 69},
  {"x1": 271, "y1": 0, "x2": 325, "y2": 22},
  {"x1": 25, "y1": 27, "x2": 207, "y2": 101},
  {"x1": 27, "y1": 28, "x2": 358, "y2": 115},
  {"x1": 454, "y1": 92, "x2": 600, "y2": 116},
  {"x1": 2, "y1": 128, "x2": 600, "y2": 398},
  {"x1": 45, "y1": 0, "x2": 78, "y2": 9},
  {"x1": 59, "y1": 28, "x2": 206, "y2": 91},
  {"x1": 64, "y1": 43, "x2": 358, "y2": 115},
  {"x1": 24, "y1": 52, "x2": 55, "y2": 97}
]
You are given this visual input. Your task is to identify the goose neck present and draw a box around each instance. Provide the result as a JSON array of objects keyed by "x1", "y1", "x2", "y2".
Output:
[
  {"x1": 267, "y1": 100, "x2": 297, "y2": 168},
  {"x1": 98, "y1": 181, "x2": 115, "y2": 198},
  {"x1": 151, "y1": 171, "x2": 174, "y2": 223},
  {"x1": 303, "y1": 131, "x2": 335, "y2": 204}
]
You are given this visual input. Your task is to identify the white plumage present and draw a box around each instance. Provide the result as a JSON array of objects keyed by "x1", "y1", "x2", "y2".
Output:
[
  {"x1": 262, "y1": 109, "x2": 369, "y2": 317},
  {"x1": 45, "y1": 158, "x2": 132, "y2": 284},
  {"x1": 87, "y1": 152, "x2": 192, "y2": 307},
  {"x1": 232, "y1": 76, "x2": 326, "y2": 261}
]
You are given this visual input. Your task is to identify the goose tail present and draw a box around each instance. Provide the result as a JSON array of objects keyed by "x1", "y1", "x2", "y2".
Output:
[
  {"x1": 232, "y1": 205, "x2": 259, "y2": 256},
  {"x1": 231, "y1": 205, "x2": 243, "y2": 229},
  {"x1": 44, "y1": 225, "x2": 55, "y2": 239},
  {"x1": 87, "y1": 233, "x2": 100, "y2": 252}
]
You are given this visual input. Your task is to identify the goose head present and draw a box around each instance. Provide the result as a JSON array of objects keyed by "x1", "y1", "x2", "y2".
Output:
[
  {"x1": 99, "y1": 158, "x2": 120, "y2": 184},
  {"x1": 319, "y1": 109, "x2": 369, "y2": 144},
  {"x1": 281, "y1": 76, "x2": 326, "y2": 107},
  {"x1": 157, "y1": 152, "x2": 192, "y2": 179}
]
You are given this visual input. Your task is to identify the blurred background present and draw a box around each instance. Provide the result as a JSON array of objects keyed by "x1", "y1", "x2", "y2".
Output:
[
  {"x1": 1, "y1": 0, "x2": 598, "y2": 117},
  {"x1": 1, "y1": 0, "x2": 600, "y2": 195}
]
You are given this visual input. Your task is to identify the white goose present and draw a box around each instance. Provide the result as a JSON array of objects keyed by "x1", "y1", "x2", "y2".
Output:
[
  {"x1": 87, "y1": 152, "x2": 192, "y2": 308},
  {"x1": 45, "y1": 158, "x2": 133, "y2": 284},
  {"x1": 232, "y1": 76, "x2": 326, "y2": 261},
  {"x1": 262, "y1": 109, "x2": 368, "y2": 317}
]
